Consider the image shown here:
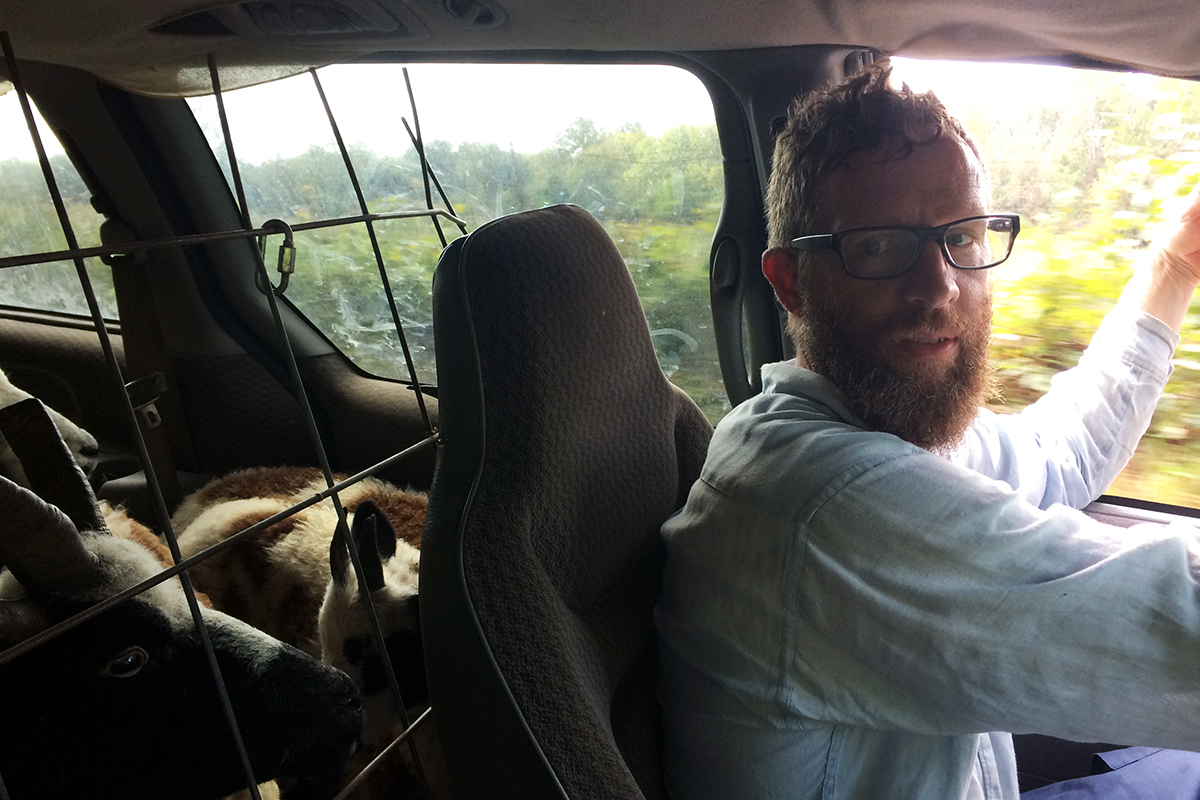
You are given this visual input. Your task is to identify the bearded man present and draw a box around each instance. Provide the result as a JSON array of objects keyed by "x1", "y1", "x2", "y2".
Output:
[{"x1": 655, "y1": 60, "x2": 1200, "y2": 800}]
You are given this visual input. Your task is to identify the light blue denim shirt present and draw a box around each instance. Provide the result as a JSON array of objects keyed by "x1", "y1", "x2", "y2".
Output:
[{"x1": 657, "y1": 306, "x2": 1200, "y2": 800}]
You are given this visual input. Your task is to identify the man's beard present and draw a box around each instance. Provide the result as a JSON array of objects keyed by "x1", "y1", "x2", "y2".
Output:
[{"x1": 792, "y1": 293, "x2": 997, "y2": 454}]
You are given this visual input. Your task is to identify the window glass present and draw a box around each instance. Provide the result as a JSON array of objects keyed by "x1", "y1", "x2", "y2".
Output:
[
  {"x1": 0, "y1": 90, "x2": 115, "y2": 319},
  {"x1": 186, "y1": 63, "x2": 727, "y2": 420},
  {"x1": 892, "y1": 58, "x2": 1200, "y2": 507}
]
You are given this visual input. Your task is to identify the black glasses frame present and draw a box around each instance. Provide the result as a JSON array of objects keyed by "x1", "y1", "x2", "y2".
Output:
[{"x1": 788, "y1": 213, "x2": 1021, "y2": 280}]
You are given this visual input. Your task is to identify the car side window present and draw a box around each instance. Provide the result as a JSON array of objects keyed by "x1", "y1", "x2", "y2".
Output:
[
  {"x1": 893, "y1": 58, "x2": 1200, "y2": 507},
  {"x1": 0, "y1": 89, "x2": 116, "y2": 319},
  {"x1": 185, "y1": 63, "x2": 728, "y2": 421}
]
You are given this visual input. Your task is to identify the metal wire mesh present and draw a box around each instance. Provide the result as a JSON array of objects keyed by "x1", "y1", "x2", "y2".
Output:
[{"x1": 0, "y1": 34, "x2": 457, "y2": 799}]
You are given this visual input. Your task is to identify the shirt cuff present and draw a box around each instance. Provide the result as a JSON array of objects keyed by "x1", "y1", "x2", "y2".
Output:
[{"x1": 1088, "y1": 304, "x2": 1179, "y2": 385}]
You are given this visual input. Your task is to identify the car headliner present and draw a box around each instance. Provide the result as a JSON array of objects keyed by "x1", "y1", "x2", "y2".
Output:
[{"x1": 2, "y1": 0, "x2": 1199, "y2": 97}]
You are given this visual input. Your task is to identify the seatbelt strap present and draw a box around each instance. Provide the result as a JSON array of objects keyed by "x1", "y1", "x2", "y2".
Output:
[{"x1": 103, "y1": 218, "x2": 189, "y2": 515}]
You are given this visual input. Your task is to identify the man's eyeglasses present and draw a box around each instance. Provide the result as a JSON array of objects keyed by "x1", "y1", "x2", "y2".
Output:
[{"x1": 788, "y1": 214, "x2": 1021, "y2": 280}]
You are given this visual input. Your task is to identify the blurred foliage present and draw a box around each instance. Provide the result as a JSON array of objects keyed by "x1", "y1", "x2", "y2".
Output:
[
  {"x1": 234, "y1": 119, "x2": 729, "y2": 420},
  {"x1": 978, "y1": 72, "x2": 1200, "y2": 505},
  {"x1": 0, "y1": 154, "x2": 115, "y2": 318},
  {"x1": 9, "y1": 69, "x2": 1200, "y2": 507}
]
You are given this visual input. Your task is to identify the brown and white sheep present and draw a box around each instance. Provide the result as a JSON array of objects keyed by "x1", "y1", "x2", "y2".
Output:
[
  {"x1": 171, "y1": 467, "x2": 425, "y2": 667},
  {"x1": 170, "y1": 466, "x2": 439, "y2": 797},
  {"x1": 322, "y1": 500, "x2": 450, "y2": 800}
]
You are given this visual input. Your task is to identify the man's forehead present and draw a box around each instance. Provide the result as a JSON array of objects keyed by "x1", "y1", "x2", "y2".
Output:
[{"x1": 812, "y1": 136, "x2": 989, "y2": 231}]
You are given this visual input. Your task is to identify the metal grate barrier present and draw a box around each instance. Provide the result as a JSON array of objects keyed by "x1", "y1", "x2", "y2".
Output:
[{"x1": 0, "y1": 31, "x2": 460, "y2": 800}]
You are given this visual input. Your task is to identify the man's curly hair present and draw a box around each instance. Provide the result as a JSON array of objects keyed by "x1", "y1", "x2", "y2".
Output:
[{"x1": 765, "y1": 59, "x2": 983, "y2": 250}]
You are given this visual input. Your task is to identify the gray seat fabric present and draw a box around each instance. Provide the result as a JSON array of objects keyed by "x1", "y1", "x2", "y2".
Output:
[{"x1": 422, "y1": 204, "x2": 713, "y2": 799}]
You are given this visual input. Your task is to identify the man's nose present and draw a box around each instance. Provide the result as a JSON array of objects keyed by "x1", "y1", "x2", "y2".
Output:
[{"x1": 903, "y1": 239, "x2": 959, "y2": 308}]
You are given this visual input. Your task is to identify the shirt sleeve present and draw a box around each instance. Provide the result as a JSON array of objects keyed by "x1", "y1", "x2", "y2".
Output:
[
  {"x1": 790, "y1": 448, "x2": 1200, "y2": 748},
  {"x1": 954, "y1": 306, "x2": 1178, "y2": 510}
]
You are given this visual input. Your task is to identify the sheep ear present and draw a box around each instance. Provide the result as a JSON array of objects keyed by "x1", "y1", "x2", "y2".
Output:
[
  {"x1": 329, "y1": 521, "x2": 351, "y2": 588},
  {"x1": 350, "y1": 501, "x2": 389, "y2": 594},
  {"x1": 369, "y1": 502, "x2": 396, "y2": 561},
  {"x1": 0, "y1": 398, "x2": 104, "y2": 534}
]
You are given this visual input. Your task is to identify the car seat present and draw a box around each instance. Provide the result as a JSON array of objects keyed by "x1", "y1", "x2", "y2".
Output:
[{"x1": 421, "y1": 204, "x2": 713, "y2": 799}]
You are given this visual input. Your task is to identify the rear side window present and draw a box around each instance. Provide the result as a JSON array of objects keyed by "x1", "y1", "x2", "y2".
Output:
[
  {"x1": 186, "y1": 63, "x2": 727, "y2": 420},
  {"x1": 893, "y1": 58, "x2": 1200, "y2": 507},
  {"x1": 0, "y1": 89, "x2": 116, "y2": 319}
]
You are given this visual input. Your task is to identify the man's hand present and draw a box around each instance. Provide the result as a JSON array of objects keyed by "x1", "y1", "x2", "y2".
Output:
[
  {"x1": 1155, "y1": 178, "x2": 1200, "y2": 283},
  {"x1": 1125, "y1": 177, "x2": 1200, "y2": 332}
]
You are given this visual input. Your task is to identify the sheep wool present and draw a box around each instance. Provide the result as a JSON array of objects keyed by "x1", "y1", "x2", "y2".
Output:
[{"x1": 172, "y1": 467, "x2": 425, "y2": 660}]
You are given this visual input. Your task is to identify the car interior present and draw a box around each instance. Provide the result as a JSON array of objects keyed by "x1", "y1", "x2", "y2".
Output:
[{"x1": 2, "y1": 0, "x2": 1199, "y2": 797}]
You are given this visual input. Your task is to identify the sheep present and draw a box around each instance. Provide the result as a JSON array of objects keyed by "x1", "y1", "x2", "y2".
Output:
[
  {"x1": 100, "y1": 490, "x2": 296, "y2": 800},
  {"x1": 0, "y1": 372, "x2": 215, "y2": 613},
  {"x1": 172, "y1": 467, "x2": 425, "y2": 682},
  {"x1": 172, "y1": 466, "x2": 438, "y2": 796},
  {"x1": 0, "y1": 374, "x2": 281, "y2": 800},
  {"x1": 0, "y1": 365, "x2": 98, "y2": 485},
  {"x1": 0, "y1": 399, "x2": 365, "y2": 800},
  {"x1": 0, "y1": 371, "x2": 193, "y2": 617},
  {"x1": 0, "y1": 371, "x2": 168, "y2": 600},
  {"x1": 320, "y1": 501, "x2": 453, "y2": 800},
  {"x1": 320, "y1": 499, "x2": 424, "y2": 745}
]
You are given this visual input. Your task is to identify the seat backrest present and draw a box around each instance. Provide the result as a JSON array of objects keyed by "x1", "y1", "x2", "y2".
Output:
[{"x1": 421, "y1": 204, "x2": 713, "y2": 799}]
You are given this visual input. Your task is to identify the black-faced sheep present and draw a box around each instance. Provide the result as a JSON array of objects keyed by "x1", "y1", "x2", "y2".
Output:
[
  {"x1": 0, "y1": 365, "x2": 98, "y2": 485},
  {"x1": 0, "y1": 400, "x2": 364, "y2": 800}
]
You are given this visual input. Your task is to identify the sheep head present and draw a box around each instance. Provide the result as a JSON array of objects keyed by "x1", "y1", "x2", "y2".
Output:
[
  {"x1": 321, "y1": 499, "x2": 425, "y2": 745},
  {"x1": 0, "y1": 399, "x2": 364, "y2": 800}
]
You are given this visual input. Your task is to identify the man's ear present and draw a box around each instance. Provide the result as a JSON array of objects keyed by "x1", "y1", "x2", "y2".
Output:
[{"x1": 763, "y1": 248, "x2": 803, "y2": 315}]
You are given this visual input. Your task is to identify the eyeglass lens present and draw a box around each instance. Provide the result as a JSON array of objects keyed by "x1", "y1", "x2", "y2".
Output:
[{"x1": 841, "y1": 217, "x2": 1015, "y2": 279}]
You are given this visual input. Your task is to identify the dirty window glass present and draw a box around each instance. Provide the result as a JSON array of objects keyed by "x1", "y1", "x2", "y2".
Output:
[
  {"x1": 0, "y1": 90, "x2": 115, "y2": 319},
  {"x1": 186, "y1": 63, "x2": 726, "y2": 421},
  {"x1": 893, "y1": 58, "x2": 1200, "y2": 507}
]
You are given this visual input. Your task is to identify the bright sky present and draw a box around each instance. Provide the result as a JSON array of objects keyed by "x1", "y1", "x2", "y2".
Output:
[
  {"x1": 891, "y1": 57, "x2": 1062, "y2": 112},
  {"x1": 0, "y1": 57, "x2": 1173, "y2": 166},
  {"x1": 0, "y1": 61, "x2": 719, "y2": 163},
  {"x1": 0, "y1": 87, "x2": 62, "y2": 160},
  {"x1": 893, "y1": 57, "x2": 1174, "y2": 130},
  {"x1": 181, "y1": 58, "x2": 1118, "y2": 165},
  {"x1": 185, "y1": 62, "x2": 722, "y2": 163}
]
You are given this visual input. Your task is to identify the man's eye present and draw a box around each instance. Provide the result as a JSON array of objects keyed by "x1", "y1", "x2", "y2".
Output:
[
  {"x1": 857, "y1": 237, "x2": 892, "y2": 256},
  {"x1": 945, "y1": 232, "x2": 975, "y2": 248}
]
